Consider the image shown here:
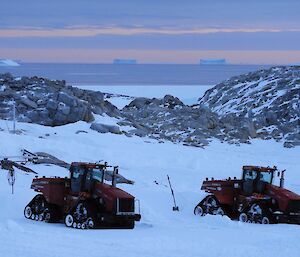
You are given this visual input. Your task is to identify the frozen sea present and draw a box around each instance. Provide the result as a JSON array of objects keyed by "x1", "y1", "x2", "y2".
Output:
[{"x1": 0, "y1": 63, "x2": 271, "y2": 85}]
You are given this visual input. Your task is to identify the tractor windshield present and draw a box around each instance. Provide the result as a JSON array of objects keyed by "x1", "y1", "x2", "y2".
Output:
[
  {"x1": 259, "y1": 171, "x2": 273, "y2": 184},
  {"x1": 91, "y1": 168, "x2": 104, "y2": 182},
  {"x1": 242, "y1": 168, "x2": 274, "y2": 195},
  {"x1": 243, "y1": 170, "x2": 273, "y2": 184}
]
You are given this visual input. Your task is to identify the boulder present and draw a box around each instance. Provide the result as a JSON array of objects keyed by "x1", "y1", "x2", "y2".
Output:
[
  {"x1": 57, "y1": 103, "x2": 71, "y2": 115},
  {"x1": 126, "y1": 97, "x2": 153, "y2": 109},
  {"x1": 46, "y1": 100, "x2": 58, "y2": 110},
  {"x1": 90, "y1": 123, "x2": 121, "y2": 134},
  {"x1": 163, "y1": 95, "x2": 184, "y2": 109},
  {"x1": 58, "y1": 92, "x2": 76, "y2": 107},
  {"x1": 20, "y1": 97, "x2": 38, "y2": 109}
]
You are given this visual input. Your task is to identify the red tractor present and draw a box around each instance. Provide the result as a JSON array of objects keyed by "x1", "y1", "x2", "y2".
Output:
[
  {"x1": 194, "y1": 166, "x2": 300, "y2": 224},
  {"x1": 24, "y1": 162, "x2": 141, "y2": 229}
]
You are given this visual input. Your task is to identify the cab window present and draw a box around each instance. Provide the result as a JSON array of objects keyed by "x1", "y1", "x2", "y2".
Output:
[
  {"x1": 92, "y1": 168, "x2": 104, "y2": 182},
  {"x1": 259, "y1": 171, "x2": 273, "y2": 184},
  {"x1": 73, "y1": 167, "x2": 84, "y2": 179},
  {"x1": 71, "y1": 167, "x2": 85, "y2": 193},
  {"x1": 244, "y1": 170, "x2": 257, "y2": 181}
]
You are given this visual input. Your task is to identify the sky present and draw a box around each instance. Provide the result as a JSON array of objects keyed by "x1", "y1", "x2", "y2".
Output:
[{"x1": 0, "y1": 0, "x2": 300, "y2": 64}]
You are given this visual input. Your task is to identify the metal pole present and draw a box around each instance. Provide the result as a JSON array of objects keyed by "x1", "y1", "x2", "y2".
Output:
[
  {"x1": 280, "y1": 170, "x2": 285, "y2": 188},
  {"x1": 112, "y1": 167, "x2": 116, "y2": 187},
  {"x1": 13, "y1": 101, "x2": 16, "y2": 133},
  {"x1": 167, "y1": 175, "x2": 179, "y2": 211}
]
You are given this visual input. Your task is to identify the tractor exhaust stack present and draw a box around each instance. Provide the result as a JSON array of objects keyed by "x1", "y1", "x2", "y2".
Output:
[{"x1": 280, "y1": 169, "x2": 285, "y2": 188}]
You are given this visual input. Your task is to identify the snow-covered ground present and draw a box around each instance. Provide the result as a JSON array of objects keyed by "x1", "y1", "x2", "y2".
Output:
[
  {"x1": 74, "y1": 84, "x2": 212, "y2": 107},
  {"x1": 1, "y1": 114, "x2": 300, "y2": 257},
  {"x1": 1, "y1": 85, "x2": 300, "y2": 257}
]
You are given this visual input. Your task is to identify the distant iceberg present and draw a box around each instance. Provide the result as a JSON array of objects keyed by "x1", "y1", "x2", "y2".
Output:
[
  {"x1": 200, "y1": 59, "x2": 227, "y2": 65},
  {"x1": 0, "y1": 59, "x2": 20, "y2": 67},
  {"x1": 113, "y1": 59, "x2": 137, "y2": 64}
]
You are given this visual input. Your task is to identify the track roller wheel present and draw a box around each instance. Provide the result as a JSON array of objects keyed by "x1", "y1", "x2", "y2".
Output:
[
  {"x1": 194, "y1": 205, "x2": 205, "y2": 216},
  {"x1": 65, "y1": 214, "x2": 74, "y2": 228},
  {"x1": 246, "y1": 203, "x2": 273, "y2": 224},
  {"x1": 239, "y1": 213, "x2": 248, "y2": 223},
  {"x1": 216, "y1": 207, "x2": 225, "y2": 216},
  {"x1": 194, "y1": 195, "x2": 225, "y2": 217},
  {"x1": 24, "y1": 206, "x2": 32, "y2": 219},
  {"x1": 24, "y1": 195, "x2": 50, "y2": 222},
  {"x1": 87, "y1": 218, "x2": 95, "y2": 229},
  {"x1": 261, "y1": 216, "x2": 270, "y2": 224},
  {"x1": 38, "y1": 214, "x2": 44, "y2": 221},
  {"x1": 67, "y1": 201, "x2": 97, "y2": 229},
  {"x1": 44, "y1": 211, "x2": 51, "y2": 223}
]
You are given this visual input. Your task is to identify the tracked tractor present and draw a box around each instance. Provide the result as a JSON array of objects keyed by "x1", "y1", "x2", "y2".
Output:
[
  {"x1": 194, "y1": 166, "x2": 300, "y2": 224},
  {"x1": 24, "y1": 162, "x2": 141, "y2": 229}
]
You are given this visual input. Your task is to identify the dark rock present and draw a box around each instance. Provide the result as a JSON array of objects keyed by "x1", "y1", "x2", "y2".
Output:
[
  {"x1": 20, "y1": 97, "x2": 38, "y2": 109},
  {"x1": 283, "y1": 141, "x2": 299, "y2": 148},
  {"x1": 103, "y1": 101, "x2": 121, "y2": 117},
  {"x1": 46, "y1": 100, "x2": 58, "y2": 110},
  {"x1": 57, "y1": 103, "x2": 71, "y2": 115},
  {"x1": 58, "y1": 92, "x2": 76, "y2": 107},
  {"x1": 163, "y1": 95, "x2": 184, "y2": 109},
  {"x1": 265, "y1": 111, "x2": 278, "y2": 126},
  {"x1": 130, "y1": 128, "x2": 149, "y2": 137},
  {"x1": 126, "y1": 97, "x2": 152, "y2": 109}
]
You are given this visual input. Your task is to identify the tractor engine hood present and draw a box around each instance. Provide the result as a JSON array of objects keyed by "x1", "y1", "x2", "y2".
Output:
[
  {"x1": 94, "y1": 182, "x2": 134, "y2": 201},
  {"x1": 266, "y1": 184, "x2": 300, "y2": 212},
  {"x1": 93, "y1": 182, "x2": 136, "y2": 215}
]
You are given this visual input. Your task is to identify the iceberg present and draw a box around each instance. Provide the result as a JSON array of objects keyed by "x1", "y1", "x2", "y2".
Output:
[
  {"x1": 113, "y1": 59, "x2": 137, "y2": 64},
  {"x1": 0, "y1": 59, "x2": 20, "y2": 67},
  {"x1": 200, "y1": 59, "x2": 227, "y2": 65}
]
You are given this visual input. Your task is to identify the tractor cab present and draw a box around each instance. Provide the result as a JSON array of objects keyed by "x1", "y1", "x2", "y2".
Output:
[
  {"x1": 70, "y1": 162, "x2": 118, "y2": 194},
  {"x1": 242, "y1": 166, "x2": 276, "y2": 195}
]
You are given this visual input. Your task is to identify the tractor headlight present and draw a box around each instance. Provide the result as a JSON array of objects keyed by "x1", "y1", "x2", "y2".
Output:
[{"x1": 234, "y1": 183, "x2": 240, "y2": 189}]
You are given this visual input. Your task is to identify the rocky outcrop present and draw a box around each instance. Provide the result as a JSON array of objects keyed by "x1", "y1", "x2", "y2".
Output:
[
  {"x1": 122, "y1": 66, "x2": 300, "y2": 148},
  {"x1": 199, "y1": 66, "x2": 300, "y2": 147},
  {"x1": 0, "y1": 73, "x2": 120, "y2": 126},
  {"x1": 1, "y1": 66, "x2": 299, "y2": 148},
  {"x1": 122, "y1": 95, "x2": 221, "y2": 147}
]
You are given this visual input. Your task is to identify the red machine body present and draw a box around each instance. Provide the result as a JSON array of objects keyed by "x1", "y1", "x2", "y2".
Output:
[
  {"x1": 195, "y1": 166, "x2": 300, "y2": 224},
  {"x1": 25, "y1": 162, "x2": 141, "y2": 229}
]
